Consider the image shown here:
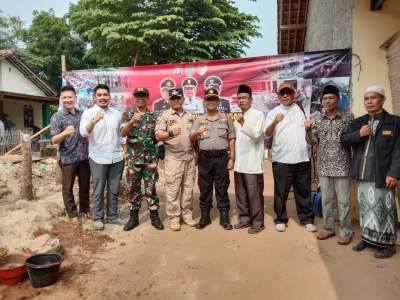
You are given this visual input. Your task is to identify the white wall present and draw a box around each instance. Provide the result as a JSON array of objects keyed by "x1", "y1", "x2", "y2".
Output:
[
  {"x1": 0, "y1": 59, "x2": 47, "y2": 97},
  {"x1": 352, "y1": 0, "x2": 400, "y2": 116}
]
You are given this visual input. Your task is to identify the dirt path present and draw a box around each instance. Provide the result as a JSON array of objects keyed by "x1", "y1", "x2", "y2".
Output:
[{"x1": 1, "y1": 162, "x2": 399, "y2": 300}]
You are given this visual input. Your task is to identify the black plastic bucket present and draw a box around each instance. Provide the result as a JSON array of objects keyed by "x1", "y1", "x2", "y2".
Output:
[{"x1": 25, "y1": 253, "x2": 63, "y2": 288}]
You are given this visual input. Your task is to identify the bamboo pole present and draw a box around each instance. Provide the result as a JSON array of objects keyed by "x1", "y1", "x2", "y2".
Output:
[
  {"x1": 20, "y1": 133, "x2": 34, "y2": 200},
  {"x1": 5, "y1": 125, "x2": 51, "y2": 155}
]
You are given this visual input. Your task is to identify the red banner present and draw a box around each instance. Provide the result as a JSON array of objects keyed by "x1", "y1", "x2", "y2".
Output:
[{"x1": 62, "y1": 49, "x2": 351, "y2": 117}]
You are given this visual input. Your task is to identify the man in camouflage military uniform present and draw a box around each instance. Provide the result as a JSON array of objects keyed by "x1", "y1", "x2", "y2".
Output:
[
  {"x1": 121, "y1": 87, "x2": 164, "y2": 231},
  {"x1": 204, "y1": 75, "x2": 231, "y2": 113},
  {"x1": 153, "y1": 78, "x2": 175, "y2": 113}
]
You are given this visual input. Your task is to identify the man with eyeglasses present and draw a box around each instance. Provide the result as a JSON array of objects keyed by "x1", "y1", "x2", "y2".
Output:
[{"x1": 265, "y1": 82, "x2": 316, "y2": 233}]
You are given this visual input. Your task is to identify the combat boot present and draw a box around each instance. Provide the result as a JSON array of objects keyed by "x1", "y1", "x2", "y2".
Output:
[
  {"x1": 196, "y1": 208, "x2": 211, "y2": 230},
  {"x1": 219, "y1": 209, "x2": 233, "y2": 230},
  {"x1": 123, "y1": 209, "x2": 139, "y2": 231},
  {"x1": 150, "y1": 210, "x2": 164, "y2": 230}
]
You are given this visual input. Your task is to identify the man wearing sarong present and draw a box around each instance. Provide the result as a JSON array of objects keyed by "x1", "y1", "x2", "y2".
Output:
[{"x1": 341, "y1": 85, "x2": 400, "y2": 259}]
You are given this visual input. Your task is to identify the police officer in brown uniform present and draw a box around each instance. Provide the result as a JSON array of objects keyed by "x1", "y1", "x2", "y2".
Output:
[
  {"x1": 190, "y1": 88, "x2": 235, "y2": 230},
  {"x1": 153, "y1": 78, "x2": 175, "y2": 113},
  {"x1": 204, "y1": 76, "x2": 231, "y2": 114},
  {"x1": 155, "y1": 88, "x2": 197, "y2": 231}
]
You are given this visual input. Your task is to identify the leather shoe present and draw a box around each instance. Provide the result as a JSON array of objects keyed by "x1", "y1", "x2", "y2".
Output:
[
  {"x1": 374, "y1": 247, "x2": 396, "y2": 259},
  {"x1": 338, "y1": 234, "x2": 353, "y2": 245},
  {"x1": 352, "y1": 240, "x2": 368, "y2": 252},
  {"x1": 248, "y1": 225, "x2": 265, "y2": 234},
  {"x1": 316, "y1": 230, "x2": 335, "y2": 240},
  {"x1": 234, "y1": 223, "x2": 251, "y2": 229}
]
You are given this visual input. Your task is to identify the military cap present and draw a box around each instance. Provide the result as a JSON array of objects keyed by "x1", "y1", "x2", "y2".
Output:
[
  {"x1": 204, "y1": 88, "x2": 219, "y2": 100},
  {"x1": 133, "y1": 87, "x2": 149, "y2": 96},
  {"x1": 204, "y1": 76, "x2": 222, "y2": 88},
  {"x1": 160, "y1": 78, "x2": 175, "y2": 89},
  {"x1": 277, "y1": 82, "x2": 295, "y2": 94},
  {"x1": 169, "y1": 88, "x2": 183, "y2": 98},
  {"x1": 182, "y1": 77, "x2": 198, "y2": 88}
]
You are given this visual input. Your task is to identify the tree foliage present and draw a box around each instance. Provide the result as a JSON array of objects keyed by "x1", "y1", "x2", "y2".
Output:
[
  {"x1": 69, "y1": 0, "x2": 261, "y2": 67},
  {"x1": 0, "y1": 11, "x2": 24, "y2": 49},
  {"x1": 20, "y1": 9, "x2": 92, "y2": 88}
]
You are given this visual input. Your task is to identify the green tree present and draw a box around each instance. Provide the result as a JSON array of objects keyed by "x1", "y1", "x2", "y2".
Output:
[
  {"x1": 69, "y1": 0, "x2": 261, "y2": 67},
  {"x1": 21, "y1": 9, "x2": 92, "y2": 88},
  {"x1": 0, "y1": 11, "x2": 24, "y2": 49}
]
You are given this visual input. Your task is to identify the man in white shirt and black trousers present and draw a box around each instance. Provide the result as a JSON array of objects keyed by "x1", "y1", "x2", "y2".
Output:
[
  {"x1": 265, "y1": 82, "x2": 316, "y2": 233},
  {"x1": 233, "y1": 84, "x2": 266, "y2": 234}
]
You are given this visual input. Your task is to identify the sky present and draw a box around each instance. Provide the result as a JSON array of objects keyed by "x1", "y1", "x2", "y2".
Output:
[{"x1": 0, "y1": 0, "x2": 277, "y2": 57}]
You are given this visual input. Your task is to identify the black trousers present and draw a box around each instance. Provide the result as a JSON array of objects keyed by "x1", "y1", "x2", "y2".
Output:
[
  {"x1": 272, "y1": 161, "x2": 314, "y2": 225},
  {"x1": 234, "y1": 172, "x2": 264, "y2": 228},
  {"x1": 61, "y1": 160, "x2": 91, "y2": 218},
  {"x1": 198, "y1": 150, "x2": 230, "y2": 210}
]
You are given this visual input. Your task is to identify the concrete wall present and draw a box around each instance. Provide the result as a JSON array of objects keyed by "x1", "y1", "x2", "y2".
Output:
[
  {"x1": 1, "y1": 98, "x2": 43, "y2": 129},
  {"x1": 304, "y1": 0, "x2": 353, "y2": 52},
  {"x1": 383, "y1": 32, "x2": 400, "y2": 116},
  {"x1": 352, "y1": 0, "x2": 400, "y2": 117},
  {"x1": 0, "y1": 59, "x2": 47, "y2": 97}
]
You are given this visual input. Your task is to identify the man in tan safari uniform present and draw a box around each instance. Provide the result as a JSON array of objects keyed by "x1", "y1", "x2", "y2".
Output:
[{"x1": 155, "y1": 88, "x2": 196, "y2": 231}]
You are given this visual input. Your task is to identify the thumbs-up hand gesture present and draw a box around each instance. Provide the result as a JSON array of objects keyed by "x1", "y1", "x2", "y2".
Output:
[{"x1": 304, "y1": 118, "x2": 314, "y2": 130}]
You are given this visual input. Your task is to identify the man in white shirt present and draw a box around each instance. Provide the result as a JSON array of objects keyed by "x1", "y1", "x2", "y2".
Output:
[
  {"x1": 265, "y1": 82, "x2": 316, "y2": 233},
  {"x1": 80, "y1": 84, "x2": 125, "y2": 230},
  {"x1": 233, "y1": 85, "x2": 266, "y2": 234}
]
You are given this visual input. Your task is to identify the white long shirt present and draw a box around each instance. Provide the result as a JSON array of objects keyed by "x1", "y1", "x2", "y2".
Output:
[
  {"x1": 265, "y1": 103, "x2": 310, "y2": 164},
  {"x1": 80, "y1": 104, "x2": 124, "y2": 164},
  {"x1": 234, "y1": 108, "x2": 265, "y2": 174}
]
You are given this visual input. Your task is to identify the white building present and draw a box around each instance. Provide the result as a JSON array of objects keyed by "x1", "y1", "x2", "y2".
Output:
[{"x1": 0, "y1": 50, "x2": 57, "y2": 130}]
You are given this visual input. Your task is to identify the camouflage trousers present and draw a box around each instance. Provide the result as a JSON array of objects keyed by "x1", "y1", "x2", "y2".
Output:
[{"x1": 127, "y1": 160, "x2": 159, "y2": 211}]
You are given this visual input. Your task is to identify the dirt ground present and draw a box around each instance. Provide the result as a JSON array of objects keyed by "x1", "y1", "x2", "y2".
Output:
[{"x1": 1, "y1": 161, "x2": 399, "y2": 300}]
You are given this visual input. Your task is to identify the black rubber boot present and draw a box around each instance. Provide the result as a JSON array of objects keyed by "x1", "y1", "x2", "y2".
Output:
[
  {"x1": 196, "y1": 209, "x2": 211, "y2": 230},
  {"x1": 219, "y1": 209, "x2": 233, "y2": 230},
  {"x1": 123, "y1": 209, "x2": 139, "y2": 231},
  {"x1": 150, "y1": 210, "x2": 164, "y2": 230},
  {"x1": 374, "y1": 247, "x2": 396, "y2": 259}
]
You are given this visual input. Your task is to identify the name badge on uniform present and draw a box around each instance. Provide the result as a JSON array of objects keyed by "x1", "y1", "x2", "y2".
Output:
[
  {"x1": 168, "y1": 120, "x2": 177, "y2": 126},
  {"x1": 382, "y1": 130, "x2": 392, "y2": 136}
]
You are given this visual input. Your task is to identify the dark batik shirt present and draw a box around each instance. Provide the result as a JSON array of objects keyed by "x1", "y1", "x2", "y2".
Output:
[
  {"x1": 50, "y1": 109, "x2": 89, "y2": 165},
  {"x1": 306, "y1": 111, "x2": 353, "y2": 177},
  {"x1": 121, "y1": 109, "x2": 158, "y2": 165}
]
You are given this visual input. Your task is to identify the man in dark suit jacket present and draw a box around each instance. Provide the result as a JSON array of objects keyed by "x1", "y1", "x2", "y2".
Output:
[
  {"x1": 153, "y1": 78, "x2": 175, "y2": 113},
  {"x1": 341, "y1": 85, "x2": 400, "y2": 259}
]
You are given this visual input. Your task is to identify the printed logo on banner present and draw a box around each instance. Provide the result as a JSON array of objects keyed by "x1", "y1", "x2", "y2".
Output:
[
  {"x1": 173, "y1": 68, "x2": 182, "y2": 77},
  {"x1": 197, "y1": 66, "x2": 207, "y2": 76},
  {"x1": 185, "y1": 66, "x2": 194, "y2": 76}
]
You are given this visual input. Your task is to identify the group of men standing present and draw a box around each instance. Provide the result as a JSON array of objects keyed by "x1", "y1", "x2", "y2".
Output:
[{"x1": 51, "y1": 80, "x2": 399, "y2": 259}]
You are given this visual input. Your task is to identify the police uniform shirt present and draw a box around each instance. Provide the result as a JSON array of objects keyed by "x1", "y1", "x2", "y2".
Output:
[
  {"x1": 155, "y1": 108, "x2": 194, "y2": 161},
  {"x1": 191, "y1": 113, "x2": 235, "y2": 150}
]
